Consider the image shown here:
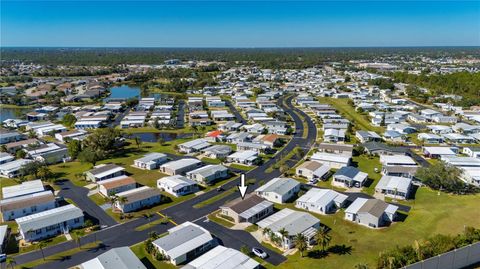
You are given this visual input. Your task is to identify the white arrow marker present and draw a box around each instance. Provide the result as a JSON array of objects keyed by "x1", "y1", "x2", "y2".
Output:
[{"x1": 238, "y1": 173, "x2": 248, "y2": 200}]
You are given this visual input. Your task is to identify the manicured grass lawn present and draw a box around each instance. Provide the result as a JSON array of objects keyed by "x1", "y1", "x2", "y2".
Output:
[
  {"x1": 245, "y1": 224, "x2": 259, "y2": 233},
  {"x1": 207, "y1": 211, "x2": 235, "y2": 228},
  {"x1": 266, "y1": 187, "x2": 480, "y2": 269},
  {"x1": 131, "y1": 242, "x2": 177, "y2": 269},
  {"x1": 88, "y1": 193, "x2": 107, "y2": 206},
  {"x1": 318, "y1": 97, "x2": 384, "y2": 133},
  {"x1": 50, "y1": 161, "x2": 93, "y2": 187},
  {"x1": 19, "y1": 242, "x2": 100, "y2": 269},
  {"x1": 193, "y1": 187, "x2": 237, "y2": 208},
  {"x1": 229, "y1": 163, "x2": 253, "y2": 171},
  {"x1": 135, "y1": 218, "x2": 170, "y2": 231},
  {"x1": 201, "y1": 157, "x2": 222, "y2": 164},
  {"x1": 9, "y1": 235, "x2": 68, "y2": 256}
]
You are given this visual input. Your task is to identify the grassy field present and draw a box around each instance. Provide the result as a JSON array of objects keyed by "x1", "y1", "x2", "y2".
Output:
[
  {"x1": 88, "y1": 193, "x2": 107, "y2": 206},
  {"x1": 207, "y1": 211, "x2": 235, "y2": 228},
  {"x1": 352, "y1": 155, "x2": 382, "y2": 195},
  {"x1": 201, "y1": 157, "x2": 222, "y2": 164},
  {"x1": 263, "y1": 187, "x2": 480, "y2": 269},
  {"x1": 318, "y1": 97, "x2": 384, "y2": 133},
  {"x1": 229, "y1": 163, "x2": 253, "y2": 171}
]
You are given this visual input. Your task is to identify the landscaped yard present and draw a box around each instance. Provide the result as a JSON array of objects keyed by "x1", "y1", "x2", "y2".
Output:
[
  {"x1": 352, "y1": 155, "x2": 382, "y2": 195},
  {"x1": 265, "y1": 187, "x2": 480, "y2": 269},
  {"x1": 131, "y1": 242, "x2": 177, "y2": 269}
]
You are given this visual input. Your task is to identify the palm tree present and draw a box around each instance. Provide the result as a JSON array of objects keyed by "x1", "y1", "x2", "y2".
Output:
[
  {"x1": 148, "y1": 231, "x2": 159, "y2": 240},
  {"x1": 6, "y1": 256, "x2": 16, "y2": 269},
  {"x1": 72, "y1": 230, "x2": 85, "y2": 249},
  {"x1": 37, "y1": 166, "x2": 52, "y2": 182},
  {"x1": 278, "y1": 228, "x2": 289, "y2": 249},
  {"x1": 134, "y1": 136, "x2": 142, "y2": 148},
  {"x1": 38, "y1": 241, "x2": 47, "y2": 260},
  {"x1": 262, "y1": 227, "x2": 272, "y2": 238},
  {"x1": 314, "y1": 226, "x2": 331, "y2": 252},
  {"x1": 294, "y1": 233, "x2": 308, "y2": 257}
]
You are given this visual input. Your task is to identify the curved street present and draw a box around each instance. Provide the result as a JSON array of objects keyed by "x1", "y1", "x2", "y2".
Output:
[{"x1": 9, "y1": 94, "x2": 318, "y2": 269}]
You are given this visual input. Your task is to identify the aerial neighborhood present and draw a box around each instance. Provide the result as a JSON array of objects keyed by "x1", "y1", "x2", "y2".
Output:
[{"x1": 1, "y1": 51, "x2": 480, "y2": 269}]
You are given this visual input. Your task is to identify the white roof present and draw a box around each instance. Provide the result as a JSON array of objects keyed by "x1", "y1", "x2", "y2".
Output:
[
  {"x1": 376, "y1": 175, "x2": 412, "y2": 193},
  {"x1": 256, "y1": 208, "x2": 319, "y2": 235},
  {"x1": 228, "y1": 150, "x2": 258, "y2": 160},
  {"x1": 296, "y1": 188, "x2": 347, "y2": 207},
  {"x1": 16, "y1": 204, "x2": 83, "y2": 232},
  {"x1": 158, "y1": 175, "x2": 197, "y2": 191},
  {"x1": 161, "y1": 159, "x2": 202, "y2": 170},
  {"x1": 182, "y1": 246, "x2": 259, "y2": 269},
  {"x1": 153, "y1": 222, "x2": 214, "y2": 260},
  {"x1": 311, "y1": 152, "x2": 350, "y2": 164},
  {"x1": 2, "y1": 179, "x2": 44, "y2": 199},
  {"x1": 424, "y1": 146, "x2": 456, "y2": 155},
  {"x1": 255, "y1": 177, "x2": 300, "y2": 196},
  {"x1": 380, "y1": 155, "x2": 416, "y2": 166},
  {"x1": 81, "y1": 247, "x2": 146, "y2": 269}
]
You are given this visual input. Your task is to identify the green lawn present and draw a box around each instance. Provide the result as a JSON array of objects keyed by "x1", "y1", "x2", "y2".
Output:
[
  {"x1": 207, "y1": 211, "x2": 235, "y2": 228},
  {"x1": 17, "y1": 242, "x2": 100, "y2": 269},
  {"x1": 318, "y1": 97, "x2": 384, "y2": 133},
  {"x1": 201, "y1": 157, "x2": 222, "y2": 164},
  {"x1": 352, "y1": 155, "x2": 382, "y2": 195},
  {"x1": 266, "y1": 187, "x2": 480, "y2": 269},
  {"x1": 193, "y1": 187, "x2": 237, "y2": 208},
  {"x1": 229, "y1": 163, "x2": 253, "y2": 171},
  {"x1": 88, "y1": 193, "x2": 107, "y2": 206},
  {"x1": 131, "y1": 242, "x2": 177, "y2": 269}
]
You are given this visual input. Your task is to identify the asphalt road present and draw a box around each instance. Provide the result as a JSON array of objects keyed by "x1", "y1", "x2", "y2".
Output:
[
  {"x1": 8, "y1": 94, "x2": 317, "y2": 268},
  {"x1": 226, "y1": 99, "x2": 247, "y2": 124},
  {"x1": 56, "y1": 180, "x2": 117, "y2": 227},
  {"x1": 176, "y1": 100, "x2": 185, "y2": 128}
]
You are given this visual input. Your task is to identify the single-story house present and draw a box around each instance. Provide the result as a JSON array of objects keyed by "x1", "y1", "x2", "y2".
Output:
[
  {"x1": 317, "y1": 143, "x2": 353, "y2": 157},
  {"x1": 157, "y1": 175, "x2": 199, "y2": 197},
  {"x1": 160, "y1": 159, "x2": 203, "y2": 176},
  {"x1": 311, "y1": 152, "x2": 351, "y2": 169},
  {"x1": 16, "y1": 204, "x2": 84, "y2": 242},
  {"x1": 0, "y1": 159, "x2": 33, "y2": 178},
  {"x1": 345, "y1": 198, "x2": 398, "y2": 228},
  {"x1": 423, "y1": 146, "x2": 457, "y2": 159},
  {"x1": 114, "y1": 186, "x2": 162, "y2": 213},
  {"x1": 134, "y1": 153, "x2": 168, "y2": 170},
  {"x1": 98, "y1": 175, "x2": 137, "y2": 197},
  {"x1": 0, "y1": 152, "x2": 14, "y2": 165},
  {"x1": 85, "y1": 164, "x2": 126, "y2": 182},
  {"x1": 182, "y1": 245, "x2": 259, "y2": 269},
  {"x1": 201, "y1": 145, "x2": 232, "y2": 159},
  {"x1": 152, "y1": 221, "x2": 217, "y2": 265},
  {"x1": 255, "y1": 177, "x2": 300, "y2": 204},
  {"x1": 295, "y1": 188, "x2": 347, "y2": 214},
  {"x1": 1, "y1": 179, "x2": 44, "y2": 199},
  {"x1": 375, "y1": 175, "x2": 413, "y2": 200},
  {"x1": 323, "y1": 129, "x2": 346, "y2": 143},
  {"x1": 356, "y1": 131, "x2": 382, "y2": 143},
  {"x1": 186, "y1": 165, "x2": 229, "y2": 185},
  {"x1": 178, "y1": 139, "x2": 211, "y2": 154},
  {"x1": 332, "y1": 166, "x2": 368, "y2": 188},
  {"x1": 219, "y1": 194, "x2": 274, "y2": 224},
  {"x1": 257, "y1": 208, "x2": 320, "y2": 249},
  {"x1": 226, "y1": 150, "x2": 260, "y2": 165},
  {"x1": 80, "y1": 246, "x2": 147, "y2": 269},
  {"x1": 295, "y1": 161, "x2": 330, "y2": 182},
  {"x1": 418, "y1": 133, "x2": 444, "y2": 144},
  {"x1": 0, "y1": 190, "x2": 56, "y2": 221}
]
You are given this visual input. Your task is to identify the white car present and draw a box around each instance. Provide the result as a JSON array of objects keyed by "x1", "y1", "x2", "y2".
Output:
[{"x1": 252, "y1": 247, "x2": 268, "y2": 259}]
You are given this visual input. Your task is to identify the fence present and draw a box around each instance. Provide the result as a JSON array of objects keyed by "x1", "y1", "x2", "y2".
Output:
[{"x1": 404, "y1": 242, "x2": 480, "y2": 269}]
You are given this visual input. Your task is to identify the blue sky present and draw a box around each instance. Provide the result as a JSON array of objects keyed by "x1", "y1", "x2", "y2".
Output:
[{"x1": 1, "y1": 1, "x2": 479, "y2": 47}]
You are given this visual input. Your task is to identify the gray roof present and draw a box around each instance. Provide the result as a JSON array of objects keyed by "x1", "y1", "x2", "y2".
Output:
[
  {"x1": 136, "y1": 152, "x2": 167, "y2": 163},
  {"x1": 202, "y1": 145, "x2": 232, "y2": 155},
  {"x1": 376, "y1": 176, "x2": 412, "y2": 194},
  {"x1": 16, "y1": 204, "x2": 83, "y2": 232},
  {"x1": 187, "y1": 165, "x2": 228, "y2": 178},
  {"x1": 182, "y1": 245, "x2": 259, "y2": 269},
  {"x1": 88, "y1": 164, "x2": 125, "y2": 177},
  {"x1": 256, "y1": 208, "x2": 319, "y2": 235},
  {"x1": 81, "y1": 247, "x2": 147, "y2": 269},
  {"x1": 153, "y1": 222, "x2": 213, "y2": 260},
  {"x1": 255, "y1": 177, "x2": 300, "y2": 196},
  {"x1": 161, "y1": 159, "x2": 202, "y2": 170}
]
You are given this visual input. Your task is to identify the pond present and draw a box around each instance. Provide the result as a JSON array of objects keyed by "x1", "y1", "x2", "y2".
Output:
[
  {"x1": 104, "y1": 85, "x2": 141, "y2": 101},
  {"x1": 128, "y1": 132, "x2": 194, "y2": 143},
  {"x1": 0, "y1": 107, "x2": 30, "y2": 122}
]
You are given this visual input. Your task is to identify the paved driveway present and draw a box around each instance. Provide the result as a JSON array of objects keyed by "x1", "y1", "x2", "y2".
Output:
[{"x1": 56, "y1": 180, "x2": 117, "y2": 227}]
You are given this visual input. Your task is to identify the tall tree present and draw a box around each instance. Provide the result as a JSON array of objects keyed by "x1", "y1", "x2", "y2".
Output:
[
  {"x1": 294, "y1": 233, "x2": 308, "y2": 257},
  {"x1": 315, "y1": 226, "x2": 332, "y2": 252}
]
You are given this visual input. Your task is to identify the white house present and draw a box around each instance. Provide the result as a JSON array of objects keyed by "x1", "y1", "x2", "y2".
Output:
[
  {"x1": 0, "y1": 190, "x2": 56, "y2": 221},
  {"x1": 345, "y1": 198, "x2": 398, "y2": 228},
  {"x1": 375, "y1": 175, "x2": 412, "y2": 200},
  {"x1": 295, "y1": 188, "x2": 347, "y2": 214},
  {"x1": 186, "y1": 165, "x2": 229, "y2": 185},
  {"x1": 178, "y1": 139, "x2": 211, "y2": 154},
  {"x1": 152, "y1": 222, "x2": 216, "y2": 265},
  {"x1": 295, "y1": 161, "x2": 330, "y2": 182},
  {"x1": 0, "y1": 159, "x2": 33, "y2": 178},
  {"x1": 332, "y1": 166, "x2": 368, "y2": 188},
  {"x1": 97, "y1": 175, "x2": 137, "y2": 197},
  {"x1": 157, "y1": 175, "x2": 198, "y2": 197},
  {"x1": 183, "y1": 245, "x2": 259, "y2": 269},
  {"x1": 255, "y1": 177, "x2": 300, "y2": 204},
  {"x1": 160, "y1": 159, "x2": 203, "y2": 176},
  {"x1": 80, "y1": 247, "x2": 147, "y2": 269},
  {"x1": 226, "y1": 150, "x2": 260, "y2": 165},
  {"x1": 114, "y1": 186, "x2": 162, "y2": 213},
  {"x1": 133, "y1": 153, "x2": 168, "y2": 170},
  {"x1": 85, "y1": 164, "x2": 126, "y2": 182},
  {"x1": 16, "y1": 204, "x2": 84, "y2": 242},
  {"x1": 257, "y1": 208, "x2": 320, "y2": 249},
  {"x1": 311, "y1": 152, "x2": 351, "y2": 169}
]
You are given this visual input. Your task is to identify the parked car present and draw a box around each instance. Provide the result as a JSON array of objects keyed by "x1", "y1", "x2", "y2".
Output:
[{"x1": 252, "y1": 247, "x2": 268, "y2": 259}]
